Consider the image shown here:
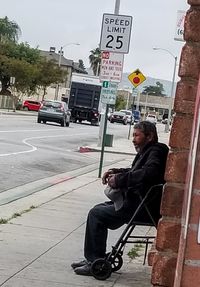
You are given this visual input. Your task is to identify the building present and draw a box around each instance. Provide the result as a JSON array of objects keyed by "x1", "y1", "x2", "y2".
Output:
[
  {"x1": 39, "y1": 47, "x2": 87, "y2": 101},
  {"x1": 117, "y1": 89, "x2": 174, "y2": 120}
]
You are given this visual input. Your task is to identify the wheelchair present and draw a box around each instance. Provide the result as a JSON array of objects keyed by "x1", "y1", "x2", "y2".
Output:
[{"x1": 90, "y1": 184, "x2": 164, "y2": 280}]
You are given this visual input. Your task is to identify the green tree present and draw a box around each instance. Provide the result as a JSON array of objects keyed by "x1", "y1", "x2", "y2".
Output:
[
  {"x1": 142, "y1": 81, "x2": 165, "y2": 96},
  {"x1": 36, "y1": 58, "x2": 67, "y2": 100},
  {"x1": 0, "y1": 16, "x2": 21, "y2": 43},
  {"x1": 0, "y1": 42, "x2": 41, "y2": 94},
  {"x1": 115, "y1": 94, "x2": 126, "y2": 111},
  {"x1": 89, "y1": 47, "x2": 101, "y2": 76}
]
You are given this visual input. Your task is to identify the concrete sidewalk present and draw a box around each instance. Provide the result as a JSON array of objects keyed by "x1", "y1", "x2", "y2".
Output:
[
  {"x1": 0, "y1": 129, "x2": 170, "y2": 287},
  {"x1": 0, "y1": 161, "x2": 154, "y2": 287}
]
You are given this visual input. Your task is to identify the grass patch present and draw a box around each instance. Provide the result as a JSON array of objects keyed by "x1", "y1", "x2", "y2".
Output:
[
  {"x1": 0, "y1": 205, "x2": 37, "y2": 224},
  {"x1": 0, "y1": 218, "x2": 8, "y2": 224},
  {"x1": 127, "y1": 243, "x2": 143, "y2": 259}
]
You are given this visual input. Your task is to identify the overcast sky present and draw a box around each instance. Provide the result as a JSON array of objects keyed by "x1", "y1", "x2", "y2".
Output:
[{"x1": 1, "y1": 0, "x2": 189, "y2": 81}]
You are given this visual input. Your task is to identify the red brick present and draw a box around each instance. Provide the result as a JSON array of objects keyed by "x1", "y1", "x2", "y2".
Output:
[
  {"x1": 179, "y1": 44, "x2": 200, "y2": 79},
  {"x1": 148, "y1": 239, "x2": 156, "y2": 266},
  {"x1": 151, "y1": 253, "x2": 177, "y2": 286},
  {"x1": 161, "y1": 183, "x2": 184, "y2": 218},
  {"x1": 165, "y1": 151, "x2": 189, "y2": 183},
  {"x1": 156, "y1": 218, "x2": 181, "y2": 253},
  {"x1": 185, "y1": 9, "x2": 200, "y2": 42},
  {"x1": 169, "y1": 115, "x2": 193, "y2": 149},
  {"x1": 185, "y1": 227, "x2": 200, "y2": 260},
  {"x1": 181, "y1": 264, "x2": 200, "y2": 287},
  {"x1": 174, "y1": 80, "x2": 197, "y2": 114}
]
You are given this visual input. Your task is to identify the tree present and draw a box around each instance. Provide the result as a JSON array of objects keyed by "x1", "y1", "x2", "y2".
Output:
[
  {"x1": 0, "y1": 41, "x2": 66, "y2": 97},
  {"x1": 142, "y1": 81, "x2": 166, "y2": 96},
  {"x1": 36, "y1": 58, "x2": 67, "y2": 100},
  {"x1": 0, "y1": 42, "x2": 41, "y2": 95},
  {"x1": 0, "y1": 16, "x2": 21, "y2": 43},
  {"x1": 89, "y1": 47, "x2": 101, "y2": 76},
  {"x1": 115, "y1": 94, "x2": 126, "y2": 111}
]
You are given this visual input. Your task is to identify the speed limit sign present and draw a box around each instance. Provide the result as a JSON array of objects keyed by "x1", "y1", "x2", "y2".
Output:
[{"x1": 100, "y1": 13, "x2": 132, "y2": 54}]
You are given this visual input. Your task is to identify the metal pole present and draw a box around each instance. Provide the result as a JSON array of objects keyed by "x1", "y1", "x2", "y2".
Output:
[
  {"x1": 55, "y1": 47, "x2": 62, "y2": 100},
  {"x1": 136, "y1": 91, "x2": 140, "y2": 111},
  {"x1": 153, "y1": 47, "x2": 177, "y2": 133},
  {"x1": 144, "y1": 93, "x2": 149, "y2": 119},
  {"x1": 98, "y1": 0, "x2": 120, "y2": 178},
  {"x1": 98, "y1": 104, "x2": 109, "y2": 178},
  {"x1": 114, "y1": 0, "x2": 120, "y2": 14},
  {"x1": 165, "y1": 56, "x2": 177, "y2": 132}
]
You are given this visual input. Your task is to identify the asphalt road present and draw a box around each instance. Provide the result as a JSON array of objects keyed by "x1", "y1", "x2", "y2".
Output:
[{"x1": 0, "y1": 113, "x2": 133, "y2": 194}]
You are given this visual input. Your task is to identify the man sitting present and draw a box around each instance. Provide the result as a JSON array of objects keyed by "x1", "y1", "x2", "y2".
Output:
[{"x1": 72, "y1": 121, "x2": 169, "y2": 276}]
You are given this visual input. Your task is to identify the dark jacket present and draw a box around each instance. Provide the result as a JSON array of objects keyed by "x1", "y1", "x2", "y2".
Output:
[{"x1": 111, "y1": 142, "x2": 169, "y2": 200}]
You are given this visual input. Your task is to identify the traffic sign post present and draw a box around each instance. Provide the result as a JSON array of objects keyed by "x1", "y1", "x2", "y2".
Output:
[
  {"x1": 100, "y1": 13, "x2": 132, "y2": 54},
  {"x1": 128, "y1": 69, "x2": 146, "y2": 88}
]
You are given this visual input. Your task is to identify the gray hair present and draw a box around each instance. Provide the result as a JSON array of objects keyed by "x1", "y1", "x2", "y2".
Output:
[{"x1": 134, "y1": 121, "x2": 158, "y2": 143}]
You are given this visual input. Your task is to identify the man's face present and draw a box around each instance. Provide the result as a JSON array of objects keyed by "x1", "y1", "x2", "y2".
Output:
[{"x1": 132, "y1": 128, "x2": 151, "y2": 152}]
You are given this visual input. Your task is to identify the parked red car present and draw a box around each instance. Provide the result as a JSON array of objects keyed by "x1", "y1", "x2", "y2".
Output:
[{"x1": 22, "y1": 100, "x2": 41, "y2": 111}]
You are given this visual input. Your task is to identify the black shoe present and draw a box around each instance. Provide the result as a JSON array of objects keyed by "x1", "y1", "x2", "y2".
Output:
[
  {"x1": 71, "y1": 259, "x2": 87, "y2": 269},
  {"x1": 74, "y1": 263, "x2": 92, "y2": 276}
]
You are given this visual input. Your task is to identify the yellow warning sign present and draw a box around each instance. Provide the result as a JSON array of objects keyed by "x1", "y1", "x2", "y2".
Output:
[{"x1": 128, "y1": 69, "x2": 146, "y2": 87}]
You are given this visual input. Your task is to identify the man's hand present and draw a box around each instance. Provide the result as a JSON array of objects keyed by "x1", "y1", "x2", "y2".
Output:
[
  {"x1": 108, "y1": 175, "x2": 117, "y2": 188},
  {"x1": 102, "y1": 170, "x2": 114, "y2": 185}
]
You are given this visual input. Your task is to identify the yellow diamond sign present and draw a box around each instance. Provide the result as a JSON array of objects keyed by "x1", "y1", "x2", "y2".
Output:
[{"x1": 128, "y1": 69, "x2": 146, "y2": 88}]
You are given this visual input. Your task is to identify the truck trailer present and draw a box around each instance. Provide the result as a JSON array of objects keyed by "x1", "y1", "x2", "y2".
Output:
[{"x1": 69, "y1": 73, "x2": 102, "y2": 125}]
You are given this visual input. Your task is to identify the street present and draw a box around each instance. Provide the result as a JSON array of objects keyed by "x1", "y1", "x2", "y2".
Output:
[{"x1": 0, "y1": 113, "x2": 137, "y2": 200}]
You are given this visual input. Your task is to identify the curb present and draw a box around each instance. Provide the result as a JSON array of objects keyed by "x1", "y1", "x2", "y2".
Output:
[
  {"x1": 78, "y1": 146, "x2": 135, "y2": 156},
  {"x1": 0, "y1": 110, "x2": 37, "y2": 116}
]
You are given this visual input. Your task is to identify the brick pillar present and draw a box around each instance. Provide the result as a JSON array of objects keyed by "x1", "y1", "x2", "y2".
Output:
[{"x1": 151, "y1": 1, "x2": 200, "y2": 286}]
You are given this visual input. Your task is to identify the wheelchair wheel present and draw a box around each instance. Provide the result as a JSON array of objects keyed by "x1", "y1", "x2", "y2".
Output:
[
  {"x1": 106, "y1": 252, "x2": 123, "y2": 272},
  {"x1": 91, "y1": 258, "x2": 112, "y2": 280}
]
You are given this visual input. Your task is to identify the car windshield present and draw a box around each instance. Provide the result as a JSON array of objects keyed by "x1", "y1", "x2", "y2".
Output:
[
  {"x1": 43, "y1": 101, "x2": 62, "y2": 108},
  {"x1": 120, "y1": 110, "x2": 132, "y2": 116},
  {"x1": 147, "y1": 115, "x2": 155, "y2": 118}
]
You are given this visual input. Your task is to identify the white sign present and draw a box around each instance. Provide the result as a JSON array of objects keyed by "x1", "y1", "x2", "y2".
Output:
[
  {"x1": 100, "y1": 13, "x2": 133, "y2": 54},
  {"x1": 101, "y1": 81, "x2": 118, "y2": 105},
  {"x1": 174, "y1": 10, "x2": 186, "y2": 42},
  {"x1": 100, "y1": 51, "x2": 124, "y2": 83}
]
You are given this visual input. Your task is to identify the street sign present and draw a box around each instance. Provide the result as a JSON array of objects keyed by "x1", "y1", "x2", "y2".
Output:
[
  {"x1": 174, "y1": 10, "x2": 186, "y2": 42},
  {"x1": 100, "y1": 51, "x2": 124, "y2": 83},
  {"x1": 101, "y1": 81, "x2": 118, "y2": 105},
  {"x1": 128, "y1": 69, "x2": 146, "y2": 88},
  {"x1": 100, "y1": 13, "x2": 133, "y2": 54}
]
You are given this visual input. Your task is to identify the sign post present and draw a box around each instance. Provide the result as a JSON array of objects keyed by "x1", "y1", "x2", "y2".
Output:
[{"x1": 98, "y1": 5, "x2": 133, "y2": 178}]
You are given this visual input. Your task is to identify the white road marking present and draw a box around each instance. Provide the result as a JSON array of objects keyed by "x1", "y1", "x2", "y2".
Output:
[{"x1": 0, "y1": 132, "x2": 94, "y2": 157}]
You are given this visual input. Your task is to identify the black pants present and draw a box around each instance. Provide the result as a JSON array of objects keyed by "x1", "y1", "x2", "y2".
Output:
[{"x1": 84, "y1": 201, "x2": 135, "y2": 262}]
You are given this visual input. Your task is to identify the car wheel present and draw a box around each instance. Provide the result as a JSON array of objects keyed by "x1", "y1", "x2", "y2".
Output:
[
  {"x1": 43, "y1": 120, "x2": 46, "y2": 124},
  {"x1": 66, "y1": 121, "x2": 70, "y2": 127},
  {"x1": 123, "y1": 121, "x2": 127, "y2": 125},
  {"x1": 110, "y1": 120, "x2": 114, "y2": 123},
  {"x1": 37, "y1": 117, "x2": 41, "y2": 123}
]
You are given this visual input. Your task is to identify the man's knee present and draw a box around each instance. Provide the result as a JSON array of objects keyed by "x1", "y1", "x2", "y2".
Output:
[{"x1": 88, "y1": 203, "x2": 102, "y2": 219}]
